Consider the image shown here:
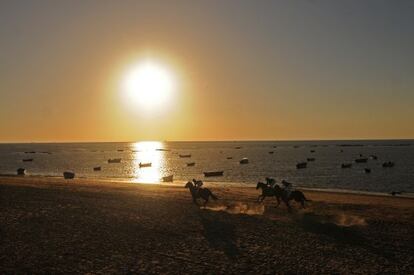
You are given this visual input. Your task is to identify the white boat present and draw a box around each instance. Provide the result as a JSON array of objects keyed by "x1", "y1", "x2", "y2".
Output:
[{"x1": 240, "y1": 158, "x2": 249, "y2": 164}]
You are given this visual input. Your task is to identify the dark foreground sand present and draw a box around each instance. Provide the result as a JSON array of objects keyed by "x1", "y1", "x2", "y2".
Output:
[{"x1": 1, "y1": 176, "x2": 413, "y2": 274}]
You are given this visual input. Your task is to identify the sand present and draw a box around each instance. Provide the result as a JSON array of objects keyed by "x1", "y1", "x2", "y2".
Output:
[{"x1": 1, "y1": 176, "x2": 413, "y2": 274}]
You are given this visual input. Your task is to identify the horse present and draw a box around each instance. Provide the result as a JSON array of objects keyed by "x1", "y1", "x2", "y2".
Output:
[
  {"x1": 256, "y1": 181, "x2": 310, "y2": 210},
  {"x1": 185, "y1": 181, "x2": 218, "y2": 206},
  {"x1": 256, "y1": 182, "x2": 281, "y2": 204}
]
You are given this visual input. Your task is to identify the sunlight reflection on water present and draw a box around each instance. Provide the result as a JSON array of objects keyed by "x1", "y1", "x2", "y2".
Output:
[{"x1": 130, "y1": 141, "x2": 165, "y2": 183}]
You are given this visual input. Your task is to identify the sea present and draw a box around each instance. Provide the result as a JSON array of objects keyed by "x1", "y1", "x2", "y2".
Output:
[{"x1": 0, "y1": 140, "x2": 413, "y2": 195}]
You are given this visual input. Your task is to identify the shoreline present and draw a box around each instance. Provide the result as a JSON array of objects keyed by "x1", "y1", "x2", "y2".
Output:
[{"x1": 1, "y1": 174, "x2": 413, "y2": 199}]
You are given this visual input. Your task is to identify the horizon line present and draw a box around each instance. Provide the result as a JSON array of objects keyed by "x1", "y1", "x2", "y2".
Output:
[{"x1": 0, "y1": 138, "x2": 413, "y2": 144}]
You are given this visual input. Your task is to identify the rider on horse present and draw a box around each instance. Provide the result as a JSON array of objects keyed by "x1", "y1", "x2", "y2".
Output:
[{"x1": 281, "y1": 180, "x2": 293, "y2": 199}]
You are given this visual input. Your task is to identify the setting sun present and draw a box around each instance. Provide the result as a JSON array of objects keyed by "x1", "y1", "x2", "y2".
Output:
[{"x1": 121, "y1": 60, "x2": 176, "y2": 110}]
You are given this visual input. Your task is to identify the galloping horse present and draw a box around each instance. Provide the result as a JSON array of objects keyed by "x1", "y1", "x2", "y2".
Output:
[
  {"x1": 256, "y1": 181, "x2": 310, "y2": 210},
  {"x1": 185, "y1": 181, "x2": 218, "y2": 206}
]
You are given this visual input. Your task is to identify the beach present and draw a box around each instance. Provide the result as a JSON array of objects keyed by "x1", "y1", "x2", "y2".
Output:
[{"x1": 1, "y1": 176, "x2": 413, "y2": 274}]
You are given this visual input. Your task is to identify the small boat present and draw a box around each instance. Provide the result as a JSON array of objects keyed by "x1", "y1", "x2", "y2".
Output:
[
  {"x1": 203, "y1": 171, "x2": 224, "y2": 177},
  {"x1": 108, "y1": 158, "x2": 121, "y2": 163},
  {"x1": 382, "y1": 161, "x2": 395, "y2": 168},
  {"x1": 24, "y1": 151, "x2": 36, "y2": 154},
  {"x1": 296, "y1": 162, "x2": 307, "y2": 169},
  {"x1": 235, "y1": 146, "x2": 242, "y2": 149},
  {"x1": 93, "y1": 166, "x2": 101, "y2": 171},
  {"x1": 226, "y1": 157, "x2": 233, "y2": 159},
  {"x1": 161, "y1": 175, "x2": 174, "y2": 182},
  {"x1": 369, "y1": 155, "x2": 378, "y2": 160},
  {"x1": 186, "y1": 162, "x2": 195, "y2": 167},
  {"x1": 268, "y1": 151, "x2": 274, "y2": 154},
  {"x1": 117, "y1": 149, "x2": 124, "y2": 152},
  {"x1": 341, "y1": 163, "x2": 352, "y2": 168},
  {"x1": 63, "y1": 171, "x2": 75, "y2": 179},
  {"x1": 156, "y1": 148, "x2": 170, "y2": 151},
  {"x1": 355, "y1": 158, "x2": 368, "y2": 163},
  {"x1": 17, "y1": 168, "x2": 26, "y2": 175},
  {"x1": 307, "y1": 157, "x2": 315, "y2": 162},
  {"x1": 22, "y1": 158, "x2": 33, "y2": 162},
  {"x1": 239, "y1": 158, "x2": 249, "y2": 164},
  {"x1": 364, "y1": 168, "x2": 371, "y2": 174},
  {"x1": 293, "y1": 145, "x2": 300, "y2": 148},
  {"x1": 273, "y1": 145, "x2": 277, "y2": 148},
  {"x1": 310, "y1": 150, "x2": 315, "y2": 153},
  {"x1": 139, "y1": 162, "x2": 152, "y2": 168},
  {"x1": 179, "y1": 154, "x2": 191, "y2": 158}
]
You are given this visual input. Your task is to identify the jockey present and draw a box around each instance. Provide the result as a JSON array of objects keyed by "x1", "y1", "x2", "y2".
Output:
[
  {"x1": 265, "y1": 177, "x2": 276, "y2": 188},
  {"x1": 281, "y1": 180, "x2": 293, "y2": 198},
  {"x1": 192, "y1": 178, "x2": 203, "y2": 188}
]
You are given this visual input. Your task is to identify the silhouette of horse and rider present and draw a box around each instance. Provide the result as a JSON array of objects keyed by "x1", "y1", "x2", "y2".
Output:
[
  {"x1": 185, "y1": 179, "x2": 218, "y2": 206},
  {"x1": 256, "y1": 177, "x2": 310, "y2": 210},
  {"x1": 185, "y1": 177, "x2": 309, "y2": 211}
]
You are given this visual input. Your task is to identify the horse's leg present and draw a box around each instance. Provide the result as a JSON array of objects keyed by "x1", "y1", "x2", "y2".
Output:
[
  {"x1": 284, "y1": 199, "x2": 291, "y2": 212},
  {"x1": 274, "y1": 196, "x2": 280, "y2": 208},
  {"x1": 300, "y1": 198, "x2": 305, "y2": 208}
]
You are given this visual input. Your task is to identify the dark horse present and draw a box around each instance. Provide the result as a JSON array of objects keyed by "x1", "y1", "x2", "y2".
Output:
[
  {"x1": 185, "y1": 181, "x2": 218, "y2": 206},
  {"x1": 256, "y1": 182, "x2": 310, "y2": 210}
]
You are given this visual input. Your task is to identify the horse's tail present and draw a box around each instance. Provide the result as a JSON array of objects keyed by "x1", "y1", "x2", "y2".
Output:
[{"x1": 209, "y1": 191, "x2": 218, "y2": 200}]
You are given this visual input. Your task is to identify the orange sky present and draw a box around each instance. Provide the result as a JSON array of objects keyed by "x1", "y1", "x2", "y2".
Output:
[{"x1": 1, "y1": 1, "x2": 413, "y2": 142}]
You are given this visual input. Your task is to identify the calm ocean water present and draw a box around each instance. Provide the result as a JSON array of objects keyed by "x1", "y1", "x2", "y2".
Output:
[{"x1": 0, "y1": 140, "x2": 413, "y2": 194}]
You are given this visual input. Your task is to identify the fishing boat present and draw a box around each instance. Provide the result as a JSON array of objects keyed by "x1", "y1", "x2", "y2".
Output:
[
  {"x1": 93, "y1": 166, "x2": 101, "y2": 171},
  {"x1": 382, "y1": 161, "x2": 395, "y2": 168},
  {"x1": 296, "y1": 162, "x2": 307, "y2": 169},
  {"x1": 226, "y1": 157, "x2": 233, "y2": 159},
  {"x1": 307, "y1": 157, "x2": 315, "y2": 161},
  {"x1": 179, "y1": 154, "x2": 191, "y2": 158},
  {"x1": 22, "y1": 158, "x2": 33, "y2": 162},
  {"x1": 235, "y1": 146, "x2": 242, "y2": 149},
  {"x1": 161, "y1": 175, "x2": 174, "y2": 182},
  {"x1": 186, "y1": 162, "x2": 195, "y2": 167},
  {"x1": 364, "y1": 168, "x2": 371, "y2": 173},
  {"x1": 156, "y1": 148, "x2": 170, "y2": 151},
  {"x1": 17, "y1": 168, "x2": 26, "y2": 175},
  {"x1": 268, "y1": 151, "x2": 274, "y2": 154},
  {"x1": 310, "y1": 150, "x2": 315, "y2": 153},
  {"x1": 203, "y1": 171, "x2": 224, "y2": 177},
  {"x1": 63, "y1": 171, "x2": 75, "y2": 179},
  {"x1": 341, "y1": 163, "x2": 352, "y2": 168},
  {"x1": 108, "y1": 158, "x2": 121, "y2": 163},
  {"x1": 355, "y1": 158, "x2": 368, "y2": 163},
  {"x1": 240, "y1": 158, "x2": 249, "y2": 164},
  {"x1": 139, "y1": 162, "x2": 152, "y2": 168},
  {"x1": 117, "y1": 149, "x2": 124, "y2": 152}
]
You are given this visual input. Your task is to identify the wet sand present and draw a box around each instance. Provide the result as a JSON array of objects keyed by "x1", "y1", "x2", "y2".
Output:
[{"x1": 1, "y1": 176, "x2": 413, "y2": 274}]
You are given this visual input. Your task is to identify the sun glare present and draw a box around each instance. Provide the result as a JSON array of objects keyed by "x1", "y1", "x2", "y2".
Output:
[{"x1": 121, "y1": 60, "x2": 175, "y2": 110}]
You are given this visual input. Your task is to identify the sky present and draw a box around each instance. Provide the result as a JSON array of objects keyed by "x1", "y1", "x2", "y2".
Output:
[{"x1": 1, "y1": 0, "x2": 413, "y2": 142}]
